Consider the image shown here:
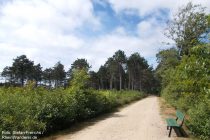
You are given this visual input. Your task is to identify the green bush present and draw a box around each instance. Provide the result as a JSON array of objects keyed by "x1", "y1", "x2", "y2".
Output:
[
  {"x1": 0, "y1": 69, "x2": 145, "y2": 137},
  {"x1": 0, "y1": 86, "x2": 47, "y2": 133},
  {"x1": 161, "y1": 45, "x2": 210, "y2": 139},
  {"x1": 0, "y1": 84, "x2": 144, "y2": 137},
  {"x1": 187, "y1": 100, "x2": 210, "y2": 140}
]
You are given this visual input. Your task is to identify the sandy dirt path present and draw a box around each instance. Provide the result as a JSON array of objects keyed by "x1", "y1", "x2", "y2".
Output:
[{"x1": 50, "y1": 96, "x2": 172, "y2": 140}]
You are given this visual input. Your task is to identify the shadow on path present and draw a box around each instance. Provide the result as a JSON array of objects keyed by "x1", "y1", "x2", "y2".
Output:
[{"x1": 41, "y1": 106, "x2": 127, "y2": 140}]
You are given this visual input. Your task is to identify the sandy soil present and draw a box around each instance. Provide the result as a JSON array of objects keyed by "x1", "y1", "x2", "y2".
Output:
[{"x1": 49, "y1": 96, "x2": 173, "y2": 140}]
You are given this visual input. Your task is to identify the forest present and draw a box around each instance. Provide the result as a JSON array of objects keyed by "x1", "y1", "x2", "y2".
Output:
[
  {"x1": 0, "y1": 50, "x2": 158, "y2": 93},
  {"x1": 0, "y1": 2, "x2": 210, "y2": 140}
]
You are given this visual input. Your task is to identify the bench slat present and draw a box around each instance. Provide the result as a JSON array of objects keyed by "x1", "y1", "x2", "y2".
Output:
[
  {"x1": 166, "y1": 118, "x2": 180, "y2": 127},
  {"x1": 176, "y1": 110, "x2": 185, "y2": 121}
]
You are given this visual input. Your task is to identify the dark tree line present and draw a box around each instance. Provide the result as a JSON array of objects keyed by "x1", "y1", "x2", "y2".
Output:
[
  {"x1": 1, "y1": 55, "x2": 66, "y2": 88},
  {"x1": 1, "y1": 51, "x2": 158, "y2": 93},
  {"x1": 95, "y1": 50, "x2": 158, "y2": 93},
  {"x1": 1, "y1": 55, "x2": 42, "y2": 86}
]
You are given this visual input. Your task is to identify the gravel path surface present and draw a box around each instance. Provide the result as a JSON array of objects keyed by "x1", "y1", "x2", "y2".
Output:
[{"x1": 53, "y1": 96, "x2": 172, "y2": 140}]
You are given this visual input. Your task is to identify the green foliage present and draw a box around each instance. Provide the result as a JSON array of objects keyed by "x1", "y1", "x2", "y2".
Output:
[
  {"x1": 161, "y1": 45, "x2": 210, "y2": 139},
  {"x1": 42, "y1": 68, "x2": 53, "y2": 86},
  {"x1": 207, "y1": 14, "x2": 210, "y2": 28},
  {"x1": 165, "y1": 2, "x2": 209, "y2": 55},
  {"x1": 67, "y1": 58, "x2": 90, "y2": 79},
  {"x1": 99, "y1": 90, "x2": 145, "y2": 107},
  {"x1": 162, "y1": 45, "x2": 209, "y2": 109},
  {"x1": 155, "y1": 48, "x2": 180, "y2": 87},
  {"x1": 0, "y1": 82, "x2": 144, "y2": 137},
  {"x1": 1, "y1": 55, "x2": 43, "y2": 86},
  {"x1": 52, "y1": 62, "x2": 66, "y2": 87},
  {"x1": 187, "y1": 100, "x2": 210, "y2": 140},
  {"x1": 113, "y1": 50, "x2": 127, "y2": 90},
  {"x1": 89, "y1": 71, "x2": 100, "y2": 89},
  {"x1": 159, "y1": 3, "x2": 209, "y2": 139},
  {"x1": 69, "y1": 69, "x2": 90, "y2": 92},
  {"x1": 127, "y1": 52, "x2": 157, "y2": 93}
]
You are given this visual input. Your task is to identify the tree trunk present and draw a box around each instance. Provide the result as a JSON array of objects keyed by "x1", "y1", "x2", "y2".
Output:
[
  {"x1": 49, "y1": 80, "x2": 52, "y2": 88},
  {"x1": 110, "y1": 79, "x2": 112, "y2": 89},
  {"x1": 35, "y1": 81, "x2": 38, "y2": 87},
  {"x1": 100, "y1": 78, "x2": 104, "y2": 89},
  {"x1": 139, "y1": 78, "x2": 142, "y2": 91},
  {"x1": 119, "y1": 73, "x2": 122, "y2": 90},
  {"x1": 131, "y1": 77, "x2": 134, "y2": 90},
  {"x1": 55, "y1": 80, "x2": 58, "y2": 88},
  {"x1": 128, "y1": 71, "x2": 131, "y2": 90},
  {"x1": 110, "y1": 74, "x2": 113, "y2": 89},
  {"x1": 21, "y1": 77, "x2": 24, "y2": 86},
  {"x1": 113, "y1": 77, "x2": 116, "y2": 89}
]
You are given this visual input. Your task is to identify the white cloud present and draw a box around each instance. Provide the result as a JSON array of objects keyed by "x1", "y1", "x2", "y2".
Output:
[
  {"x1": 107, "y1": 0, "x2": 210, "y2": 16},
  {"x1": 0, "y1": 0, "x2": 209, "y2": 74},
  {"x1": 0, "y1": 0, "x2": 99, "y2": 71},
  {"x1": 1, "y1": 0, "x2": 100, "y2": 31},
  {"x1": 138, "y1": 21, "x2": 153, "y2": 38},
  {"x1": 87, "y1": 25, "x2": 172, "y2": 70}
]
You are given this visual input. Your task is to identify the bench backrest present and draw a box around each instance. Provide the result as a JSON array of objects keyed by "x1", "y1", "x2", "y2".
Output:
[{"x1": 176, "y1": 110, "x2": 185, "y2": 126}]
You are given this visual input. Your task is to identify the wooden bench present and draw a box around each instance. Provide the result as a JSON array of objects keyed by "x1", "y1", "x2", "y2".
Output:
[{"x1": 166, "y1": 110, "x2": 185, "y2": 137}]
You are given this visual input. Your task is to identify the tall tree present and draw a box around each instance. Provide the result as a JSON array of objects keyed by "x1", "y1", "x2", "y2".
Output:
[
  {"x1": 113, "y1": 50, "x2": 127, "y2": 90},
  {"x1": 89, "y1": 71, "x2": 99, "y2": 89},
  {"x1": 52, "y1": 62, "x2": 66, "y2": 88},
  {"x1": 67, "y1": 58, "x2": 90, "y2": 80},
  {"x1": 69, "y1": 68, "x2": 90, "y2": 92},
  {"x1": 70, "y1": 58, "x2": 90, "y2": 71},
  {"x1": 1, "y1": 55, "x2": 44, "y2": 86},
  {"x1": 127, "y1": 53, "x2": 149, "y2": 91},
  {"x1": 165, "y1": 2, "x2": 209, "y2": 55},
  {"x1": 42, "y1": 68, "x2": 53, "y2": 87},
  {"x1": 1, "y1": 66, "x2": 14, "y2": 84},
  {"x1": 31, "y1": 64, "x2": 42, "y2": 85},
  {"x1": 11, "y1": 55, "x2": 34, "y2": 86},
  {"x1": 97, "y1": 65, "x2": 108, "y2": 89},
  {"x1": 105, "y1": 57, "x2": 117, "y2": 89},
  {"x1": 155, "y1": 48, "x2": 180, "y2": 87}
]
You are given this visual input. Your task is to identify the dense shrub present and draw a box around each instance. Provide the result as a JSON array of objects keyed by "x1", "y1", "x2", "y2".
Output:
[
  {"x1": 161, "y1": 45, "x2": 210, "y2": 139},
  {"x1": 0, "y1": 83, "x2": 144, "y2": 137},
  {"x1": 187, "y1": 100, "x2": 210, "y2": 140}
]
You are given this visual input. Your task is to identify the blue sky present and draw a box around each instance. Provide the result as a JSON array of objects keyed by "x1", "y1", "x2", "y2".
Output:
[{"x1": 0, "y1": 0, "x2": 209, "y2": 72}]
